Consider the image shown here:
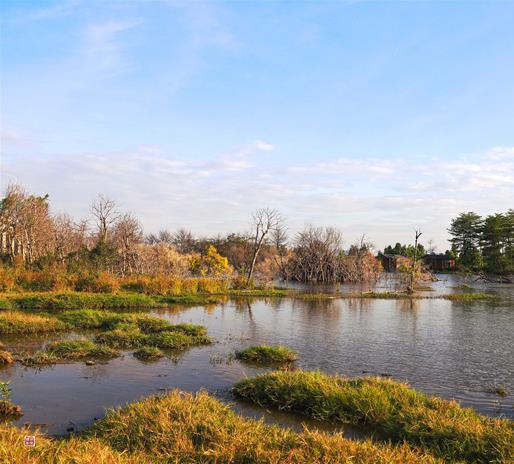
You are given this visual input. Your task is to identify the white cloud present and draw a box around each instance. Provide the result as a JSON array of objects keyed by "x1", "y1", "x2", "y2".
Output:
[
  {"x1": 2, "y1": 144, "x2": 513, "y2": 251},
  {"x1": 82, "y1": 19, "x2": 141, "y2": 76}
]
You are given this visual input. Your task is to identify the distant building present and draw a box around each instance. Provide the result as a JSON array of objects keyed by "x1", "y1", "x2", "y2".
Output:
[
  {"x1": 423, "y1": 253, "x2": 455, "y2": 272},
  {"x1": 378, "y1": 253, "x2": 411, "y2": 272}
]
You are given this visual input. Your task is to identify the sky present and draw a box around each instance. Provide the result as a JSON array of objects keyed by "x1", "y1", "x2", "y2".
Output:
[{"x1": 1, "y1": 0, "x2": 513, "y2": 251}]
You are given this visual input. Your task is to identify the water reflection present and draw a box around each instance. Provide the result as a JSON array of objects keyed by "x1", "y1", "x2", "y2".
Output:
[{"x1": 1, "y1": 279, "x2": 513, "y2": 436}]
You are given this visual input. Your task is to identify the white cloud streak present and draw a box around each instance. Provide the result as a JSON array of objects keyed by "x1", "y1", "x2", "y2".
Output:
[{"x1": 2, "y1": 144, "x2": 513, "y2": 251}]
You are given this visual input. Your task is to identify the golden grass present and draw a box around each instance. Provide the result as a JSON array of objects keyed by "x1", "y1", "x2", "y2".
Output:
[
  {"x1": 232, "y1": 370, "x2": 514, "y2": 463},
  {"x1": 0, "y1": 389, "x2": 443, "y2": 463}
]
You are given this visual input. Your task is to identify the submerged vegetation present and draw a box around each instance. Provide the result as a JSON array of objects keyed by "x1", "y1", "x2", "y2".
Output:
[
  {"x1": 232, "y1": 370, "x2": 514, "y2": 463},
  {"x1": 0, "y1": 389, "x2": 443, "y2": 464},
  {"x1": 235, "y1": 345, "x2": 297, "y2": 364}
]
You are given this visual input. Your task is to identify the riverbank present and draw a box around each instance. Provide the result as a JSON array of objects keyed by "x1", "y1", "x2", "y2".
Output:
[{"x1": 0, "y1": 388, "x2": 443, "y2": 464}]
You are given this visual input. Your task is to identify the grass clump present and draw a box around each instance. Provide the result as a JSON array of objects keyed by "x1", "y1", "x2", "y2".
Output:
[
  {"x1": 20, "y1": 339, "x2": 118, "y2": 366},
  {"x1": 0, "y1": 351, "x2": 14, "y2": 365},
  {"x1": 232, "y1": 370, "x2": 514, "y2": 463},
  {"x1": 46, "y1": 339, "x2": 118, "y2": 360},
  {"x1": 94, "y1": 327, "x2": 146, "y2": 349},
  {"x1": 133, "y1": 346, "x2": 164, "y2": 361},
  {"x1": 0, "y1": 401, "x2": 23, "y2": 421},
  {"x1": 0, "y1": 311, "x2": 67, "y2": 334},
  {"x1": 235, "y1": 345, "x2": 297, "y2": 364},
  {"x1": 0, "y1": 390, "x2": 442, "y2": 464}
]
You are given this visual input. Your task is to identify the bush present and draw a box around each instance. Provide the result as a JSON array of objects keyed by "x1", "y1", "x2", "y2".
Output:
[
  {"x1": 0, "y1": 267, "x2": 16, "y2": 292},
  {"x1": 75, "y1": 272, "x2": 120, "y2": 293}
]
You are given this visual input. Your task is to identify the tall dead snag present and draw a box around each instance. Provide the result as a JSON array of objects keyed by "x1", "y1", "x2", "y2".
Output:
[
  {"x1": 247, "y1": 208, "x2": 284, "y2": 286},
  {"x1": 408, "y1": 229, "x2": 423, "y2": 293}
]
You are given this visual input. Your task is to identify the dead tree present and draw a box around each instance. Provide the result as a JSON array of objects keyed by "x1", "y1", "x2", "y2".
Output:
[
  {"x1": 246, "y1": 208, "x2": 284, "y2": 285},
  {"x1": 408, "y1": 229, "x2": 423, "y2": 292}
]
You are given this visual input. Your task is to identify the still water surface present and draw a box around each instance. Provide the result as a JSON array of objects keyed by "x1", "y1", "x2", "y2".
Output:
[{"x1": 1, "y1": 276, "x2": 513, "y2": 435}]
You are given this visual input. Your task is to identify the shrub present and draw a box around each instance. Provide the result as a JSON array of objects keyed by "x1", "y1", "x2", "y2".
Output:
[
  {"x1": 0, "y1": 267, "x2": 16, "y2": 292},
  {"x1": 75, "y1": 272, "x2": 120, "y2": 293}
]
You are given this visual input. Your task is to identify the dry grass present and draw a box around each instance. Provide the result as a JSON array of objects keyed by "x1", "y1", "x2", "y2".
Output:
[
  {"x1": 0, "y1": 390, "x2": 444, "y2": 463},
  {"x1": 232, "y1": 370, "x2": 514, "y2": 463},
  {"x1": 0, "y1": 311, "x2": 67, "y2": 334}
]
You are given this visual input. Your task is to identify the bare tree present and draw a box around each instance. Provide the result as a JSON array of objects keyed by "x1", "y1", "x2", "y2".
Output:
[
  {"x1": 0, "y1": 183, "x2": 53, "y2": 263},
  {"x1": 408, "y1": 229, "x2": 423, "y2": 292},
  {"x1": 246, "y1": 208, "x2": 284, "y2": 285},
  {"x1": 52, "y1": 213, "x2": 88, "y2": 264},
  {"x1": 112, "y1": 213, "x2": 143, "y2": 274},
  {"x1": 172, "y1": 228, "x2": 196, "y2": 253},
  {"x1": 271, "y1": 226, "x2": 289, "y2": 279},
  {"x1": 288, "y1": 226, "x2": 343, "y2": 283},
  {"x1": 90, "y1": 194, "x2": 119, "y2": 243}
]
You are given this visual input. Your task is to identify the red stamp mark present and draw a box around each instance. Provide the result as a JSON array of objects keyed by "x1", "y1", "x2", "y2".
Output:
[{"x1": 24, "y1": 435, "x2": 36, "y2": 447}]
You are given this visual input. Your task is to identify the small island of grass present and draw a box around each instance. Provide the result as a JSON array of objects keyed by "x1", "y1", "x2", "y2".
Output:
[{"x1": 235, "y1": 345, "x2": 297, "y2": 364}]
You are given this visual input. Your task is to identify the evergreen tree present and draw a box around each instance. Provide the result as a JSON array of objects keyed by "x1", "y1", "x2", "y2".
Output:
[{"x1": 448, "y1": 212, "x2": 483, "y2": 270}]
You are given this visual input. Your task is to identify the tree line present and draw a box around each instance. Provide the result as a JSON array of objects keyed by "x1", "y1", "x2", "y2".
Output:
[
  {"x1": 0, "y1": 184, "x2": 380, "y2": 284},
  {"x1": 448, "y1": 211, "x2": 514, "y2": 274}
]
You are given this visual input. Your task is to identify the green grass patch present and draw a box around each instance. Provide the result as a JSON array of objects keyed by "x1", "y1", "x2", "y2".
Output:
[
  {"x1": 18, "y1": 339, "x2": 119, "y2": 366},
  {"x1": 0, "y1": 389, "x2": 443, "y2": 464},
  {"x1": 232, "y1": 370, "x2": 514, "y2": 463},
  {"x1": 0, "y1": 311, "x2": 67, "y2": 334},
  {"x1": 46, "y1": 339, "x2": 118, "y2": 359},
  {"x1": 235, "y1": 345, "x2": 298, "y2": 364},
  {"x1": 7, "y1": 292, "x2": 157, "y2": 311},
  {"x1": 441, "y1": 292, "x2": 497, "y2": 301},
  {"x1": 94, "y1": 321, "x2": 212, "y2": 351}
]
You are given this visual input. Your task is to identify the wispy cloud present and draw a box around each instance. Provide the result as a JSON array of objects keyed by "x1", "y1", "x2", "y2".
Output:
[
  {"x1": 2, "y1": 144, "x2": 512, "y2": 249},
  {"x1": 82, "y1": 19, "x2": 142, "y2": 77}
]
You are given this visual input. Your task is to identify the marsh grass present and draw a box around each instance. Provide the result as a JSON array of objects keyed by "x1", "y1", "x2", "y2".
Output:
[
  {"x1": 232, "y1": 370, "x2": 514, "y2": 463},
  {"x1": 8, "y1": 293, "x2": 156, "y2": 311},
  {"x1": 0, "y1": 400, "x2": 22, "y2": 421},
  {"x1": 95, "y1": 326, "x2": 212, "y2": 351},
  {"x1": 0, "y1": 311, "x2": 67, "y2": 334},
  {"x1": 133, "y1": 346, "x2": 164, "y2": 361},
  {"x1": 235, "y1": 345, "x2": 298, "y2": 364},
  {"x1": 18, "y1": 339, "x2": 119, "y2": 366},
  {"x1": 0, "y1": 389, "x2": 443, "y2": 464},
  {"x1": 0, "y1": 351, "x2": 14, "y2": 365},
  {"x1": 46, "y1": 339, "x2": 118, "y2": 359}
]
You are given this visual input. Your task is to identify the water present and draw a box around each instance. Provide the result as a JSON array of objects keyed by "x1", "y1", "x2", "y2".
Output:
[{"x1": 1, "y1": 275, "x2": 513, "y2": 435}]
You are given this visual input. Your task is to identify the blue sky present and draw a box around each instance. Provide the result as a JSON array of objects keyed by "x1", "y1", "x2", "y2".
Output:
[{"x1": 1, "y1": 0, "x2": 513, "y2": 250}]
